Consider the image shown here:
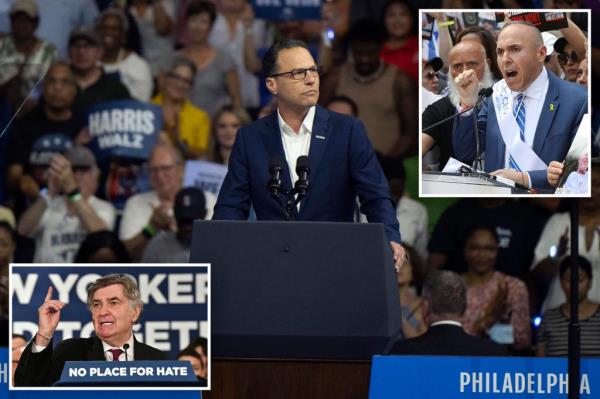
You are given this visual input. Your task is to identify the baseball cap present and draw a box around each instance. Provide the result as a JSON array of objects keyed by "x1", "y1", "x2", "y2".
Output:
[
  {"x1": 425, "y1": 57, "x2": 443, "y2": 72},
  {"x1": 65, "y1": 146, "x2": 97, "y2": 168},
  {"x1": 29, "y1": 133, "x2": 73, "y2": 166},
  {"x1": 10, "y1": 0, "x2": 38, "y2": 19},
  {"x1": 174, "y1": 187, "x2": 207, "y2": 222},
  {"x1": 68, "y1": 26, "x2": 101, "y2": 47}
]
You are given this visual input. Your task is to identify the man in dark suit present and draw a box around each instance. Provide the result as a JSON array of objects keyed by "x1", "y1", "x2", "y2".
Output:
[
  {"x1": 15, "y1": 274, "x2": 166, "y2": 386},
  {"x1": 387, "y1": 270, "x2": 509, "y2": 356},
  {"x1": 452, "y1": 21, "x2": 587, "y2": 189},
  {"x1": 213, "y1": 39, "x2": 406, "y2": 269}
]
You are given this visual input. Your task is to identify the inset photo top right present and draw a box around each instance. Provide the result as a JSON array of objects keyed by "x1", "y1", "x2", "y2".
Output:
[{"x1": 420, "y1": 10, "x2": 591, "y2": 197}]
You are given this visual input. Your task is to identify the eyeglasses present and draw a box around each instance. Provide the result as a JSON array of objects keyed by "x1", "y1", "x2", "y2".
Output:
[
  {"x1": 558, "y1": 51, "x2": 580, "y2": 66},
  {"x1": 167, "y1": 72, "x2": 193, "y2": 86},
  {"x1": 270, "y1": 66, "x2": 323, "y2": 80},
  {"x1": 423, "y1": 72, "x2": 438, "y2": 80},
  {"x1": 149, "y1": 164, "x2": 177, "y2": 174}
]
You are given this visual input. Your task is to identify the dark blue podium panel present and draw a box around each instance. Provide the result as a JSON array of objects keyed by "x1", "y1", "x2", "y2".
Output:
[
  {"x1": 55, "y1": 361, "x2": 200, "y2": 387},
  {"x1": 369, "y1": 356, "x2": 600, "y2": 398},
  {"x1": 190, "y1": 221, "x2": 401, "y2": 360}
]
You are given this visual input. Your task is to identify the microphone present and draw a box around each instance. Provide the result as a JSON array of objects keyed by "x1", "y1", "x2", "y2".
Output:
[
  {"x1": 473, "y1": 87, "x2": 493, "y2": 170},
  {"x1": 123, "y1": 343, "x2": 130, "y2": 361},
  {"x1": 294, "y1": 156, "x2": 310, "y2": 199},
  {"x1": 422, "y1": 87, "x2": 493, "y2": 133},
  {"x1": 267, "y1": 155, "x2": 284, "y2": 199}
]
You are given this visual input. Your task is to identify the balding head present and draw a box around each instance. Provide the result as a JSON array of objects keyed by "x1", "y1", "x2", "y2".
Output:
[
  {"x1": 448, "y1": 40, "x2": 488, "y2": 80},
  {"x1": 497, "y1": 22, "x2": 546, "y2": 91}
]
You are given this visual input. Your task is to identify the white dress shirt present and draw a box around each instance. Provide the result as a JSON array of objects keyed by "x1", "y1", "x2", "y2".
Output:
[
  {"x1": 504, "y1": 67, "x2": 549, "y2": 168},
  {"x1": 102, "y1": 334, "x2": 135, "y2": 361},
  {"x1": 277, "y1": 106, "x2": 315, "y2": 185}
]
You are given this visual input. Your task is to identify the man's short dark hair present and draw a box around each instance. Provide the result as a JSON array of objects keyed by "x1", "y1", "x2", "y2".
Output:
[
  {"x1": 262, "y1": 39, "x2": 310, "y2": 78},
  {"x1": 186, "y1": 0, "x2": 216, "y2": 25},
  {"x1": 346, "y1": 19, "x2": 386, "y2": 45},
  {"x1": 422, "y1": 270, "x2": 467, "y2": 316}
]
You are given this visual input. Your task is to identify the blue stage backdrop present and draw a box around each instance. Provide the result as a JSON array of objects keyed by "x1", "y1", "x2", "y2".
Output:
[
  {"x1": 11, "y1": 264, "x2": 209, "y2": 360},
  {"x1": 370, "y1": 355, "x2": 600, "y2": 398},
  {"x1": 87, "y1": 100, "x2": 162, "y2": 161},
  {"x1": 251, "y1": 0, "x2": 321, "y2": 20}
]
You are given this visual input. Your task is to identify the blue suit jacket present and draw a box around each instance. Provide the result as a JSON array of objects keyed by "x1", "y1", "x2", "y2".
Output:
[
  {"x1": 213, "y1": 105, "x2": 401, "y2": 243},
  {"x1": 453, "y1": 71, "x2": 587, "y2": 188}
]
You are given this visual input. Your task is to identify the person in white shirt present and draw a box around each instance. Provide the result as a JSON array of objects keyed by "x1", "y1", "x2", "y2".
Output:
[
  {"x1": 17, "y1": 146, "x2": 115, "y2": 263},
  {"x1": 97, "y1": 8, "x2": 153, "y2": 101},
  {"x1": 119, "y1": 143, "x2": 216, "y2": 260},
  {"x1": 561, "y1": 151, "x2": 589, "y2": 194},
  {"x1": 14, "y1": 274, "x2": 166, "y2": 386}
]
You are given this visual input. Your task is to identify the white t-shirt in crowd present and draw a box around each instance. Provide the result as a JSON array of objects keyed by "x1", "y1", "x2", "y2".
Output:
[
  {"x1": 531, "y1": 212, "x2": 600, "y2": 312},
  {"x1": 103, "y1": 51, "x2": 154, "y2": 101},
  {"x1": 119, "y1": 190, "x2": 216, "y2": 241},
  {"x1": 31, "y1": 196, "x2": 116, "y2": 263}
]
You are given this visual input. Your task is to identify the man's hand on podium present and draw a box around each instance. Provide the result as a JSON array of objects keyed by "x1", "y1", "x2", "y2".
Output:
[
  {"x1": 35, "y1": 286, "x2": 65, "y2": 346},
  {"x1": 390, "y1": 241, "x2": 407, "y2": 273}
]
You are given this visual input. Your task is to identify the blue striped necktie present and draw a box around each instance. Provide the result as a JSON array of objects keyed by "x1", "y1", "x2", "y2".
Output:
[{"x1": 508, "y1": 94, "x2": 526, "y2": 171}]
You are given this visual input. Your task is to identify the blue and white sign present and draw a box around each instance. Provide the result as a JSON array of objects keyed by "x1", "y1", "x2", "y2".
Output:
[
  {"x1": 87, "y1": 100, "x2": 162, "y2": 161},
  {"x1": 56, "y1": 361, "x2": 197, "y2": 386},
  {"x1": 369, "y1": 355, "x2": 600, "y2": 398},
  {"x1": 10, "y1": 264, "x2": 209, "y2": 360},
  {"x1": 1, "y1": 348, "x2": 201, "y2": 398},
  {"x1": 183, "y1": 160, "x2": 228, "y2": 196},
  {"x1": 252, "y1": 0, "x2": 321, "y2": 20}
]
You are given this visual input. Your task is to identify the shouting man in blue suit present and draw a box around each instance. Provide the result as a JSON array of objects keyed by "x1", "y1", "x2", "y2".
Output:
[
  {"x1": 213, "y1": 39, "x2": 406, "y2": 270},
  {"x1": 452, "y1": 21, "x2": 587, "y2": 189}
]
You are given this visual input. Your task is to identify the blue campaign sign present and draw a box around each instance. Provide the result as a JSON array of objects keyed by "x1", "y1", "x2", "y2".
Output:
[
  {"x1": 56, "y1": 361, "x2": 197, "y2": 386},
  {"x1": 11, "y1": 264, "x2": 209, "y2": 360},
  {"x1": 183, "y1": 160, "x2": 228, "y2": 196},
  {"x1": 251, "y1": 0, "x2": 321, "y2": 20},
  {"x1": 2, "y1": 348, "x2": 201, "y2": 398},
  {"x1": 369, "y1": 355, "x2": 599, "y2": 398},
  {"x1": 87, "y1": 100, "x2": 162, "y2": 161}
]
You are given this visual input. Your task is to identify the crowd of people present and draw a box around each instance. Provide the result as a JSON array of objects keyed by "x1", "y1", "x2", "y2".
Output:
[{"x1": 0, "y1": 0, "x2": 599, "y2": 369}]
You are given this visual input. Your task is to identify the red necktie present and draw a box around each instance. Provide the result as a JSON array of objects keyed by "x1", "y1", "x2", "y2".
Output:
[{"x1": 109, "y1": 348, "x2": 123, "y2": 361}]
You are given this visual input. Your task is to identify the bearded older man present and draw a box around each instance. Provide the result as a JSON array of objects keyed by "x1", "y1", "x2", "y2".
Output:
[
  {"x1": 421, "y1": 41, "x2": 494, "y2": 170},
  {"x1": 452, "y1": 21, "x2": 587, "y2": 189}
]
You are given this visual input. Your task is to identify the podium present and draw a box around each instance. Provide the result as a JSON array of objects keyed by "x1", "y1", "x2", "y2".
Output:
[
  {"x1": 54, "y1": 361, "x2": 201, "y2": 387},
  {"x1": 422, "y1": 171, "x2": 529, "y2": 195},
  {"x1": 190, "y1": 221, "x2": 401, "y2": 398}
]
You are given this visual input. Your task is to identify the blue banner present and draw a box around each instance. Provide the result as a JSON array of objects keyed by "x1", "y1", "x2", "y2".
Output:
[
  {"x1": 0, "y1": 348, "x2": 200, "y2": 398},
  {"x1": 183, "y1": 160, "x2": 228, "y2": 196},
  {"x1": 87, "y1": 100, "x2": 162, "y2": 161},
  {"x1": 369, "y1": 355, "x2": 599, "y2": 398},
  {"x1": 11, "y1": 264, "x2": 209, "y2": 359},
  {"x1": 251, "y1": 0, "x2": 321, "y2": 20},
  {"x1": 57, "y1": 360, "x2": 197, "y2": 385}
]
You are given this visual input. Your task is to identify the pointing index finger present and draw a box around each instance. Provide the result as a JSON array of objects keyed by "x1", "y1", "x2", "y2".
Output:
[{"x1": 44, "y1": 286, "x2": 53, "y2": 302}]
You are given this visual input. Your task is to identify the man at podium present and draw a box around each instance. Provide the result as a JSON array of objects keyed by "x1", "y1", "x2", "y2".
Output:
[
  {"x1": 14, "y1": 274, "x2": 167, "y2": 386},
  {"x1": 213, "y1": 39, "x2": 406, "y2": 269}
]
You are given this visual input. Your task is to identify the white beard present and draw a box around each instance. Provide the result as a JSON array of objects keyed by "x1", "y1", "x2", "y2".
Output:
[{"x1": 447, "y1": 65, "x2": 495, "y2": 108}]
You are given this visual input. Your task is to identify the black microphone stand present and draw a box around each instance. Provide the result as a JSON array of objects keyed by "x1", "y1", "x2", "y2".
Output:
[{"x1": 568, "y1": 199, "x2": 581, "y2": 399}]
